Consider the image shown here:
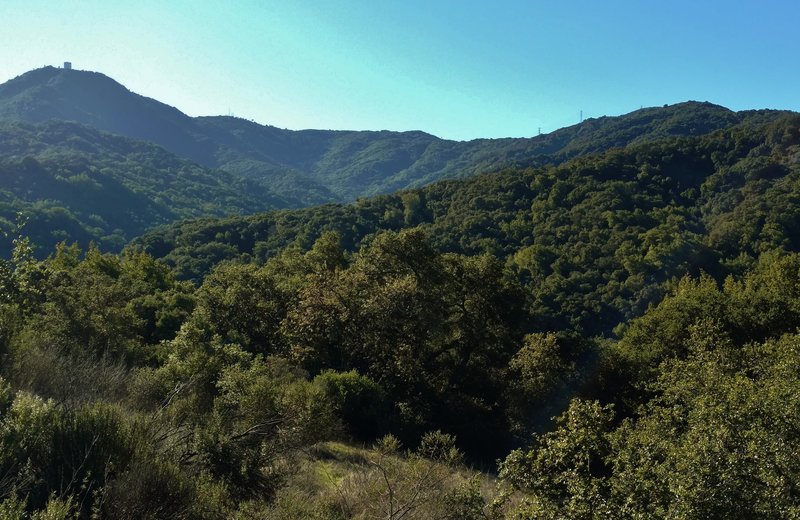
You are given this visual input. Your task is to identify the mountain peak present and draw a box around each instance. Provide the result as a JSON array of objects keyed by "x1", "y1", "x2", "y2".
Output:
[
  {"x1": 0, "y1": 65, "x2": 122, "y2": 93},
  {"x1": 0, "y1": 66, "x2": 159, "y2": 119},
  {"x1": 0, "y1": 66, "x2": 213, "y2": 162}
]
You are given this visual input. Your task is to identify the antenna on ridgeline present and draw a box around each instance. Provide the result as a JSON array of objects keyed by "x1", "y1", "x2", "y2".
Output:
[
  {"x1": 580, "y1": 110, "x2": 583, "y2": 123},
  {"x1": 538, "y1": 127, "x2": 541, "y2": 136}
]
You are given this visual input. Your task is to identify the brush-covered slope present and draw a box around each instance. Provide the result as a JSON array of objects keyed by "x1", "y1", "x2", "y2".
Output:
[{"x1": 134, "y1": 113, "x2": 800, "y2": 336}]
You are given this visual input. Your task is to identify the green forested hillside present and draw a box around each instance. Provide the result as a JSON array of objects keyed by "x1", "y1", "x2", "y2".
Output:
[
  {"x1": 137, "y1": 113, "x2": 800, "y2": 336},
  {"x1": 0, "y1": 67, "x2": 782, "y2": 204},
  {"x1": 0, "y1": 120, "x2": 294, "y2": 256}
]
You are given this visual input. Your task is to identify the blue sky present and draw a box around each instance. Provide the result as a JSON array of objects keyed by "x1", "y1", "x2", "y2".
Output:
[{"x1": 0, "y1": 0, "x2": 797, "y2": 140}]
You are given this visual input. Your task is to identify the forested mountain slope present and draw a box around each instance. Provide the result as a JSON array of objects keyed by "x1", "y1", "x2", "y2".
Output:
[
  {"x1": 0, "y1": 66, "x2": 783, "y2": 203},
  {"x1": 136, "y1": 113, "x2": 800, "y2": 337},
  {"x1": 0, "y1": 120, "x2": 292, "y2": 256}
]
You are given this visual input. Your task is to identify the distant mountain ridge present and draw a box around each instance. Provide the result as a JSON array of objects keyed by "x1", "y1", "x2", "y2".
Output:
[{"x1": 0, "y1": 66, "x2": 787, "y2": 204}]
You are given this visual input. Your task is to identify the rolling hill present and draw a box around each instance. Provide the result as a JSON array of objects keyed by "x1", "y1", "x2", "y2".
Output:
[
  {"x1": 0, "y1": 66, "x2": 793, "y2": 259},
  {"x1": 133, "y1": 112, "x2": 800, "y2": 336},
  {"x1": 0, "y1": 66, "x2": 781, "y2": 203}
]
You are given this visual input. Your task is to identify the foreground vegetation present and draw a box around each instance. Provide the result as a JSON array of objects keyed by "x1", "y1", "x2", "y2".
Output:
[{"x1": 3, "y1": 216, "x2": 800, "y2": 517}]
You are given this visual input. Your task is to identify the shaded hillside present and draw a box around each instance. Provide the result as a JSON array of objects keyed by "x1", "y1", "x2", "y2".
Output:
[
  {"x1": 134, "y1": 113, "x2": 800, "y2": 336},
  {"x1": 0, "y1": 120, "x2": 292, "y2": 256},
  {"x1": 0, "y1": 67, "x2": 216, "y2": 162},
  {"x1": 0, "y1": 67, "x2": 783, "y2": 202}
]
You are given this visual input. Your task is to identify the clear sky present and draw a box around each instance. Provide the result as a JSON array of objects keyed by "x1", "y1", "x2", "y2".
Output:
[{"x1": 0, "y1": 0, "x2": 797, "y2": 141}]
